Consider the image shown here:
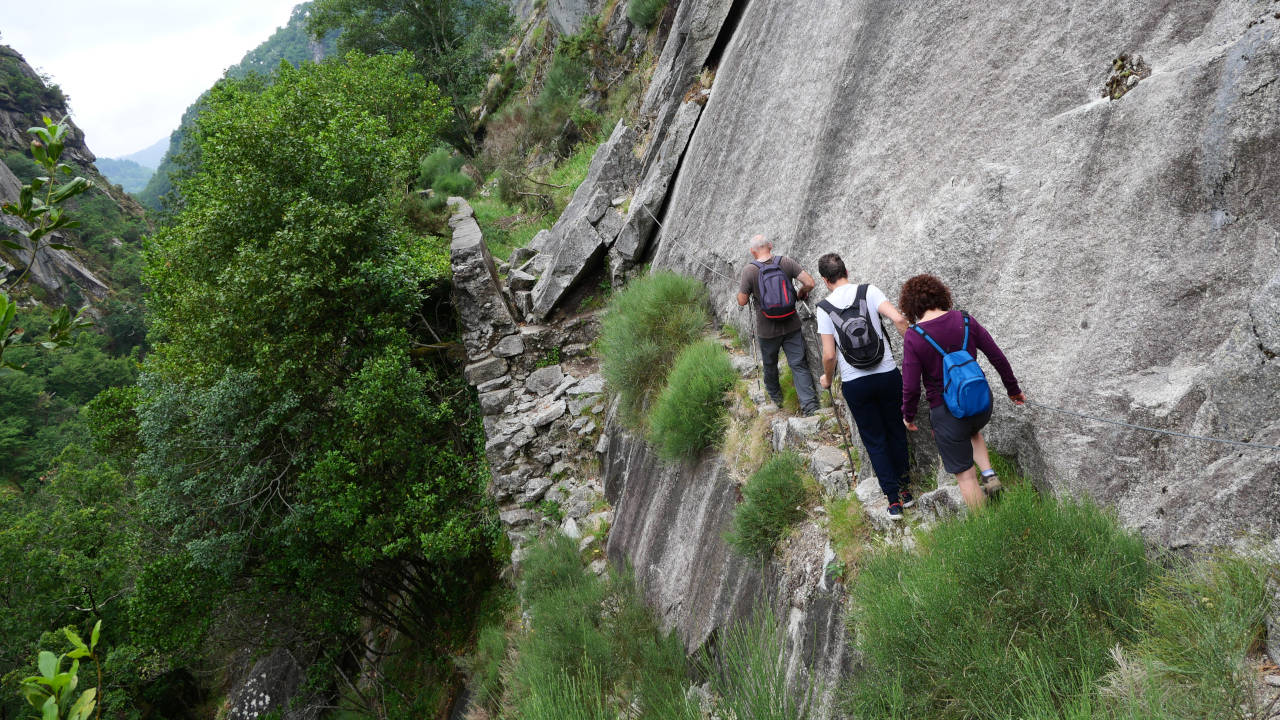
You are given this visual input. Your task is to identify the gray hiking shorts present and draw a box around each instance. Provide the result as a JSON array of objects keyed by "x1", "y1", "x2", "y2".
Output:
[{"x1": 929, "y1": 399, "x2": 993, "y2": 474}]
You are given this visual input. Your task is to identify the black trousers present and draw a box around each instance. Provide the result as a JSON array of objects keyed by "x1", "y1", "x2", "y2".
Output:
[{"x1": 840, "y1": 368, "x2": 911, "y2": 503}]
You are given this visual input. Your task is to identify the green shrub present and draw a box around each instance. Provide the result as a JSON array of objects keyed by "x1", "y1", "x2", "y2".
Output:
[
  {"x1": 699, "y1": 607, "x2": 812, "y2": 720},
  {"x1": 846, "y1": 484, "x2": 1155, "y2": 719},
  {"x1": 599, "y1": 271, "x2": 709, "y2": 423},
  {"x1": 726, "y1": 452, "x2": 810, "y2": 557},
  {"x1": 511, "y1": 534, "x2": 694, "y2": 718},
  {"x1": 1103, "y1": 555, "x2": 1273, "y2": 719},
  {"x1": 431, "y1": 170, "x2": 476, "y2": 198},
  {"x1": 627, "y1": 0, "x2": 669, "y2": 28},
  {"x1": 416, "y1": 148, "x2": 465, "y2": 189},
  {"x1": 647, "y1": 339, "x2": 736, "y2": 460}
]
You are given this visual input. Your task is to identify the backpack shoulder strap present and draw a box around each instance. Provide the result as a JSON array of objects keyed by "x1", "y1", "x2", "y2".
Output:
[
  {"x1": 854, "y1": 283, "x2": 869, "y2": 308},
  {"x1": 817, "y1": 299, "x2": 838, "y2": 317},
  {"x1": 911, "y1": 324, "x2": 947, "y2": 357},
  {"x1": 960, "y1": 311, "x2": 971, "y2": 352}
]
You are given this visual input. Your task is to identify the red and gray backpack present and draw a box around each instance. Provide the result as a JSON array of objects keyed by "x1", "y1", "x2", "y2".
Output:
[{"x1": 752, "y1": 257, "x2": 797, "y2": 320}]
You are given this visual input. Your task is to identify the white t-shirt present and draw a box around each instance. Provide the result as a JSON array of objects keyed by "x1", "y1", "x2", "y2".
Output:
[{"x1": 816, "y1": 283, "x2": 897, "y2": 381}]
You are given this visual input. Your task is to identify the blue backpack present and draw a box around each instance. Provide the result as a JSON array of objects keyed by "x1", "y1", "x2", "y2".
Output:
[{"x1": 912, "y1": 312, "x2": 992, "y2": 418}]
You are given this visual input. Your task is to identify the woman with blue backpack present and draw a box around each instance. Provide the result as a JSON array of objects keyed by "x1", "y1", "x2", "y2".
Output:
[{"x1": 899, "y1": 274, "x2": 1026, "y2": 509}]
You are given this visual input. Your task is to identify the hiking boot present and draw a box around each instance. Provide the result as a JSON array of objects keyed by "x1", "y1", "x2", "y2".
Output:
[
  {"x1": 900, "y1": 488, "x2": 915, "y2": 508},
  {"x1": 980, "y1": 470, "x2": 1002, "y2": 497},
  {"x1": 800, "y1": 406, "x2": 819, "y2": 417},
  {"x1": 887, "y1": 502, "x2": 904, "y2": 520}
]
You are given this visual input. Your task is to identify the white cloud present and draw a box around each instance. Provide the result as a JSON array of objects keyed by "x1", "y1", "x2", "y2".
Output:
[{"x1": 3, "y1": 0, "x2": 304, "y2": 157}]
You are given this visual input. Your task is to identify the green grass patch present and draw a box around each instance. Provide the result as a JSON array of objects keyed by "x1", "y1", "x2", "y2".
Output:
[
  {"x1": 510, "y1": 534, "x2": 697, "y2": 719},
  {"x1": 826, "y1": 495, "x2": 869, "y2": 579},
  {"x1": 647, "y1": 339, "x2": 736, "y2": 461},
  {"x1": 470, "y1": 195, "x2": 554, "y2": 264},
  {"x1": 432, "y1": 170, "x2": 475, "y2": 198},
  {"x1": 727, "y1": 451, "x2": 811, "y2": 558},
  {"x1": 1103, "y1": 554, "x2": 1273, "y2": 719},
  {"x1": 846, "y1": 484, "x2": 1155, "y2": 719},
  {"x1": 698, "y1": 606, "x2": 814, "y2": 719},
  {"x1": 599, "y1": 271, "x2": 709, "y2": 423},
  {"x1": 627, "y1": 0, "x2": 669, "y2": 28},
  {"x1": 988, "y1": 447, "x2": 1028, "y2": 488}
]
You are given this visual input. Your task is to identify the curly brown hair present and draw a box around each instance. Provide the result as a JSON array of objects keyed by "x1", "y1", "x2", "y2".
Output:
[{"x1": 899, "y1": 274, "x2": 953, "y2": 322}]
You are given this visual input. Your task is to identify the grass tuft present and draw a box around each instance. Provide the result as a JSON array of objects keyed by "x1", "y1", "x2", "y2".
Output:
[
  {"x1": 647, "y1": 339, "x2": 736, "y2": 461},
  {"x1": 627, "y1": 0, "x2": 669, "y2": 28},
  {"x1": 1103, "y1": 554, "x2": 1273, "y2": 719},
  {"x1": 699, "y1": 606, "x2": 813, "y2": 720},
  {"x1": 599, "y1": 271, "x2": 709, "y2": 424},
  {"x1": 727, "y1": 451, "x2": 810, "y2": 558},
  {"x1": 846, "y1": 484, "x2": 1155, "y2": 719}
]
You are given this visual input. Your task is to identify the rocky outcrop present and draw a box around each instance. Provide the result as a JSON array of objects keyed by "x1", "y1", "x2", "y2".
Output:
[
  {"x1": 0, "y1": 45, "x2": 95, "y2": 166},
  {"x1": 528, "y1": 120, "x2": 641, "y2": 319},
  {"x1": 648, "y1": 0, "x2": 1280, "y2": 549},
  {"x1": 226, "y1": 649, "x2": 315, "y2": 720},
  {"x1": 0, "y1": 159, "x2": 109, "y2": 303},
  {"x1": 602, "y1": 408, "x2": 851, "y2": 716}
]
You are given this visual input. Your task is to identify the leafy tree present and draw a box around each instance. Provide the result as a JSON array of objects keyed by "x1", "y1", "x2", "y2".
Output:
[
  {"x1": 308, "y1": 0, "x2": 514, "y2": 156},
  {"x1": 138, "y1": 52, "x2": 498, "y2": 650}
]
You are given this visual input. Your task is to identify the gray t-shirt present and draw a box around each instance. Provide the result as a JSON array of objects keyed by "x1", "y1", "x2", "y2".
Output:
[{"x1": 739, "y1": 255, "x2": 804, "y2": 339}]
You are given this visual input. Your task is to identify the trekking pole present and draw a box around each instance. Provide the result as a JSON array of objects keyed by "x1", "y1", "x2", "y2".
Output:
[
  {"x1": 826, "y1": 384, "x2": 859, "y2": 477},
  {"x1": 745, "y1": 300, "x2": 763, "y2": 395}
]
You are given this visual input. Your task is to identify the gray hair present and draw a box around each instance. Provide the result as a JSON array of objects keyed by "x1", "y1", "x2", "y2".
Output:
[{"x1": 748, "y1": 234, "x2": 771, "y2": 252}]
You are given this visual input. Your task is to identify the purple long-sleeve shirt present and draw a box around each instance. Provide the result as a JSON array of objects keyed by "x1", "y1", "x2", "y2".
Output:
[{"x1": 901, "y1": 310, "x2": 1022, "y2": 421}]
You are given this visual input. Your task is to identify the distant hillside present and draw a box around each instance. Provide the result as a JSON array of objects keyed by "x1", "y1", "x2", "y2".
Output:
[
  {"x1": 119, "y1": 136, "x2": 168, "y2": 169},
  {"x1": 138, "y1": 1, "x2": 338, "y2": 209},
  {"x1": 96, "y1": 156, "x2": 152, "y2": 193}
]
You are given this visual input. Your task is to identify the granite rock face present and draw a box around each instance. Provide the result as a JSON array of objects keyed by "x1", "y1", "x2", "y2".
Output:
[
  {"x1": 449, "y1": 198, "x2": 518, "y2": 358},
  {"x1": 0, "y1": 159, "x2": 110, "y2": 303},
  {"x1": 603, "y1": 421, "x2": 850, "y2": 714},
  {"x1": 653, "y1": 0, "x2": 1280, "y2": 548},
  {"x1": 529, "y1": 121, "x2": 642, "y2": 318}
]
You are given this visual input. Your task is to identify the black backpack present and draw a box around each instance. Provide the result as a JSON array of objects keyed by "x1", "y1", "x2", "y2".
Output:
[
  {"x1": 751, "y1": 257, "x2": 797, "y2": 320},
  {"x1": 818, "y1": 284, "x2": 890, "y2": 369}
]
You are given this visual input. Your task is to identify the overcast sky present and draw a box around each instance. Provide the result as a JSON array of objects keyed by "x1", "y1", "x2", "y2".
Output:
[{"x1": 3, "y1": 0, "x2": 303, "y2": 158}]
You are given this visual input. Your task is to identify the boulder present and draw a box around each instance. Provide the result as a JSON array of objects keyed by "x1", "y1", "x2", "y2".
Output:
[
  {"x1": 448, "y1": 199, "x2": 518, "y2": 359},
  {"x1": 493, "y1": 334, "x2": 526, "y2": 358},
  {"x1": 527, "y1": 397, "x2": 567, "y2": 428},
  {"x1": 479, "y1": 388, "x2": 513, "y2": 415},
  {"x1": 615, "y1": 100, "x2": 704, "y2": 268},
  {"x1": 914, "y1": 486, "x2": 967, "y2": 525},
  {"x1": 465, "y1": 356, "x2": 507, "y2": 385},
  {"x1": 226, "y1": 649, "x2": 305, "y2": 720},
  {"x1": 568, "y1": 373, "x2": 606, "y2": 396},
  {"x1": 529, "y1": 121, "x2": 642, "y2": 319},
  {"x1": 508, "y1": 268, "x2": 537, "y2": 292},
  {"x1": 526, "y1": 365, "x2": 565, "y2": 396}
]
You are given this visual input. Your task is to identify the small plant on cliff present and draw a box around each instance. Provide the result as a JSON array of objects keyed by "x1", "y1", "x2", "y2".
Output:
[
  {"x1": 846, "y1": 484, "x2": 1154, "y2": 719},
  {"x1": 627, "y1": 0, "x2": 669, "y2": 29},
  {"x1": 599, "y1": 271, "x2": 709, "y2": 424},
  {"x1": 647, "y1": 339, "x2": 736, "y2": 461},
  {"x1": 1, "y1": 117, "x2": 95, "y2": 370},
  {"x1": 726, "y1": 451, "x2": 810, "y2": 558}
]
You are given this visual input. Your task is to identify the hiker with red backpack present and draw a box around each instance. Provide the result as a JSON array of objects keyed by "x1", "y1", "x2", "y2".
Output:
[
  {"x1": 899, "y1": 274, "x2": 1027, "y2": 509},
  {"x1": 736, "y1": 234, "x2": 820, "y2": 416},
  {"x1": 813, "y1": 253, "x2": 915, "y2": 520}
]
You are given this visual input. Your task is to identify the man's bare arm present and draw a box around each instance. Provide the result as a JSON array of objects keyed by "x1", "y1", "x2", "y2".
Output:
[
  {"x1": 797, "y1": 270, "x2": 816, "y2": 300},
  {"x1": 737, "y1": 292, "x2": 750, "y2": 307},
  {"x1": 878, "y1": 299, "x2": 909, "y2": 334}
]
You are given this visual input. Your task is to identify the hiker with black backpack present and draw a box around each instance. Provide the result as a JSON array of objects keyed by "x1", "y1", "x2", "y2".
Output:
[
  {"x1": 813, "y1": 253, "x2": 914, "y2": 520},
  {"x1": 736, "y1": 234, "x2": 820, "y2": 416},
  {"x1": 898, "y1": 274, "x2": 1027, "y2": 509}
]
